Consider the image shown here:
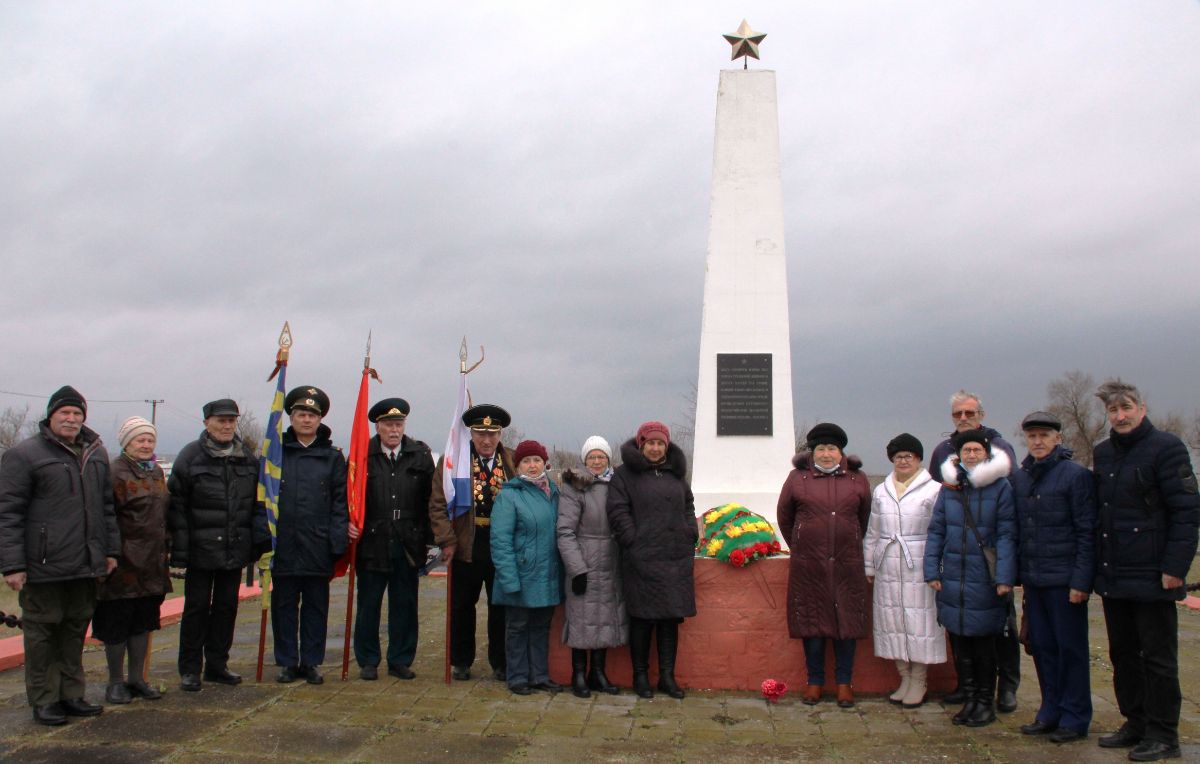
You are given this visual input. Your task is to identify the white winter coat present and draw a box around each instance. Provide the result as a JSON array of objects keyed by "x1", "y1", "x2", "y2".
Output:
[{"x1": 863, "y1": 469, "x2": 947, "y2": 664}]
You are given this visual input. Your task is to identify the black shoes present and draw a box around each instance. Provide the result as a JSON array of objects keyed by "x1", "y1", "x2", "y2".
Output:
[
  {"x1": 1048, "y1": 728, "x2": 1087, "y2": 744},
  {"x1": 204, "y1": 667, "x2": 242, "y2": 685},
  {"x1": 303, "y1": 666, "x2": 323, "y2": 685},
  {"x1": 277, "y1": 666, "x2": 299, "y2": 684},
  {"x1": 127, "y1": 681, "x2": 163, "y2": 700},
  {"x1": 1099, "y1": 724, "x2": 1144, "y2": 749},
  {"x1": 360, "y1": 665, "x2": 378, "y2": 681},
  {"x1": 452, "y1": 666, "x2": 471, "y2": 681},
  {"x1": 180, "y1": 673, "x2": 202, "y2": 692},
  {"x1": 105, "y1": 682, "x2": 132, "y2": 705},
  {"x1": 1128, "y1": 741, "x2": 1181, "y2": 761},
  {"x1": 32, "y1": 703, "x2": 67, "y2": 726},
  {"x1": 510, "y1": 684, "x2": 532, "y2": 695},
  {"x1": 996, "y1": 686, "x2": 1018, "y2": 714},
  {"x1": 388, "y1": 665, "x2": 416, "y2": 680},
  {"x1": 532, "y1": 680, "x2": 563, "y2": 692},
  {"x1": 1020, "y1": 719, "x2": 1058, "y2": 735},
  {"x1": 61, "y1": 697, "x2": 103, "y2": 717}
]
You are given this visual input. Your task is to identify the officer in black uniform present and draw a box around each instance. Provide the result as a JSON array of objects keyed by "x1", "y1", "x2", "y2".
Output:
[{"x1": 353, "y1": 397, "x2": 435, "y2": 680}]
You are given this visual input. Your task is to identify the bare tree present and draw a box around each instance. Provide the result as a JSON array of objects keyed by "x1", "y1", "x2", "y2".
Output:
[
  {"x1": 1155, "y1": 410, "x2": 1188, "y2": 439},
  {"x1": 0, "y1": 405, "x2": 37, "y2": 453},
  {"x1": 1045, "y1": 370, "x2": 1107, "y2": 467},
  {"x1": 670, "y1": 382, "x2": 698, "y2": 471},
  {"x1": 500, "y1": 426, "x2": 526, "y2": 451},
  {"x1": 236, "y1": 405, "x2": 264, "y2": 458}
]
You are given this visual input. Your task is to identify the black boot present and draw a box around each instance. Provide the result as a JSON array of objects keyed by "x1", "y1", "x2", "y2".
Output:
[
  {"x1": 966, "y1": 639, "x2": 998, "y2": 728},
  {"x1": 950, "y1": 638, "x2": 977, "y2": 725},
  {"x1": 995, "y1": 611, "x2": 1021, "y2": 713},
  {"x1": 655, "y1": 621, "x2": 685, "y2": 699},
  {"x1": 629, "y1": 618, "x2": 654, "y2": 699},
  {"x1": 588, "y1": 649, "x2": 618, "y2": 695},
  {"x1": 944, "y1": 633, "x2": 970, "y2": 704},
  {"x1": 571, "y1": 649, "x2": 591, "y2": 698}
]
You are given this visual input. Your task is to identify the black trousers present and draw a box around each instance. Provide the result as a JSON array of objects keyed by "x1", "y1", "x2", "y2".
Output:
[
  {"x1": 272, "y1": 574, "x2": 331, "y2": 668},
  {"x1": 178, "y1": 567, "x2": 242, "y2": 675},
  {"x1": 450, "y1": 555, "x2": 505, "y2": 671},
  {"x1": 1102, "y1": 597, "x2": 1181, "y2": 745}
]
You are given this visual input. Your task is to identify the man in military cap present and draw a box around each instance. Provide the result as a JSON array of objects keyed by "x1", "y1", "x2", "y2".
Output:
[
  {"x1": 169, "y1": 398, "x2": 262, "y2": 692},
  {"x1": 0, "y1": 386, "x2": 119, "y2": 725},
  {"x1": 352, "y1": 398, "x2": 435, "y2": 680},
  {"x1": 429, "y1": 403, "x2": 516, "y2": 681},
  {"x1": 267, "y1": 387, "x2": 348, "y2": 685}
]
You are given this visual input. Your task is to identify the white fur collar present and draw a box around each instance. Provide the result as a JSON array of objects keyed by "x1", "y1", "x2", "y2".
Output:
[{"x1": 940, "y1": 448, "x2": 1010, "y2": 489}]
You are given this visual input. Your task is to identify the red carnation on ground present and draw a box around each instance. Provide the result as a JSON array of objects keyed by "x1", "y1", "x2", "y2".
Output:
[{"x1": 761, "y1": 678, "x2": 787, "y2": 703}]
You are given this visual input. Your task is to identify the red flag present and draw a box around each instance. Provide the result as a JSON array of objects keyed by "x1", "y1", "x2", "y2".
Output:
[{"x1": 333, "y1": 366, "x2": 373, "y2": 578}]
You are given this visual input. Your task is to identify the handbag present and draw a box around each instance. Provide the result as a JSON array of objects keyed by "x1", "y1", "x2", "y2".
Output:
[{"x1": 961, "y1": 490, "x2": 998, "y2": 584}]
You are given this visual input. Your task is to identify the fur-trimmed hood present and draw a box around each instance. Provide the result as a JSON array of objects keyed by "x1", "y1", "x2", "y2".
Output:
[
  {"x1": 792, "y1": 451, "x2": 864, "y2": 474},
  {"x1": 618, "y1": 438, "x2": 688, "y2": 479},
  {"x1": 940, "y1": 447, "x2": 1011, "y2": 489},
  {"x1": 559, "y1": 467, "x2": 609, "y2": 491}
]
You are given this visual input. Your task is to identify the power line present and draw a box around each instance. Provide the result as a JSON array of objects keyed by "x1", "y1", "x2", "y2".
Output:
[{"x1": 0, "y1": 388, "x2": 152, "y2": 404}]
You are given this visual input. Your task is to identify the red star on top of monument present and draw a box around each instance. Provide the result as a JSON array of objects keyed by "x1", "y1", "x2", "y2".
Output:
[{"x1": 723, "y1": 19, "x2": 766, "y2": 61}]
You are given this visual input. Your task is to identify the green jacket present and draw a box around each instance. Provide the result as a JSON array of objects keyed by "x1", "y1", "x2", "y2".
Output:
[{"x1": 491, "y1": 476, "x2": 563, "y2": 608}]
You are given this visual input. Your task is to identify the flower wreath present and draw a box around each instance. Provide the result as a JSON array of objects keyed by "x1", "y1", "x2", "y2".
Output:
[{"x1": 695, "y1": 503, "x2": 782, "y2": 568}]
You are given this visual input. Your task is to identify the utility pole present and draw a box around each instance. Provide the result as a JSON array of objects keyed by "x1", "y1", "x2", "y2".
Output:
[{"x1": 145, "y1": 399, "x2": 164, "y2": 425}]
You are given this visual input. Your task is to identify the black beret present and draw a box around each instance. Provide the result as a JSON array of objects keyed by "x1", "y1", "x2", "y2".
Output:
[
  {"x1": 369, "y1": 398, "x2": 410, "y2": 423},
  {"x1": 886, "y1": 433, "x2": 924, "y2": 461},
  {"x1": 1021, "y1": 411, "x2": 1062, "y2": 432},
  {"x1": 952, "y1": 428, "x2": 990, "y2": 454},
  {"x1": 47, "y1": 385, "x2": 87, "y2": 420},
  {"x1": 462, "y1": 403, "x2": 510, "y2": 431},
  {"x1": 284, "y1": 386, "x2": 330, "y2": 416},
  {"x1": 805, "y1": 422, "x2": 848, "y2": 450},
  {"x1": 203, "y1": 399, "x2": 240, "y2": 419}
]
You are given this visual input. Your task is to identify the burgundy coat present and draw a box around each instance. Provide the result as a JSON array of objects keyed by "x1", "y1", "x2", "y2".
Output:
[
  {"x1": 98, "y1": 455, "x2": 172, "y2": 600},
  {"x1": 776, "y1": 452, "x2": 871, "y2": 640}
]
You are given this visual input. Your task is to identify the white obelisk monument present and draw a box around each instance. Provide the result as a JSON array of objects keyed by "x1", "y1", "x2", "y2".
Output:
[{"x1": 691, "y1": 24, "x2": 795, "y2": 525}]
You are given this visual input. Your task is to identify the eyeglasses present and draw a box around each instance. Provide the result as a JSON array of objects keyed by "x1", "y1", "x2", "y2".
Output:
[
  {"x1": 892, "y1": 454, "x2": 917, "y2": 462},
  {"x1": 952, "y1": 410, "x2": 979, "y2": 419}
]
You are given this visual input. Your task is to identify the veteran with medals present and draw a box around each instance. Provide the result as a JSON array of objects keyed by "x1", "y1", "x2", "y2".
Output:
[{"x1": 429, "y1": 404, "x2": 516, "y2": 681}]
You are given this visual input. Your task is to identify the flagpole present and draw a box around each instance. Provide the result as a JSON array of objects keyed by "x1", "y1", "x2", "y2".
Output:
[
  {"x1": 256, "y1": 322, "x2": 291, "y2": 682},
  {"x1": 341, "y1": 332, "x2": 375, "y2": 681}
]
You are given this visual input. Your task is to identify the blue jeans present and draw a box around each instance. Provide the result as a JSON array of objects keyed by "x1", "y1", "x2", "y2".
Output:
[
  {"x1": 353, "y1": 541, "x2": 419, "y2": 670},
  {"x1": 505, "y1": 606, "x2": 554, "y2": 688},
  {"x1": 802, "y1": 637, "x2": 856, "y2": 686}
]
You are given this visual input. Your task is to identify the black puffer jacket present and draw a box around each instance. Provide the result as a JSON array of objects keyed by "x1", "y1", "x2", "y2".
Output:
[
  {"x1": 1093, "y1": 418, "x2": 1199, "y2": 601},
  {"x1": 0, "y1": 422, "x2": 120, "y2": 582},
  {"x1": 606, "y1": 439, "x2": 697, "y2": 620},
  {"x1": 168, "y1": 432, "x2": 260, "y2": 570},
  {"x1": 267, "y1": 425, "x2": 348, "y2": 577},
  {"x1": 355, "y1": 435, "x2": 435, "y2": 573}
]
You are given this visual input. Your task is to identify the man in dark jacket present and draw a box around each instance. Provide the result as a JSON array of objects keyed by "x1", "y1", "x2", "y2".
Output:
[
  {"x1": 929, "y1": 390, "x2": 1021, "y2": 713},
  {"x1": 428, "y1": 403, "x2": 515, "y2": 681},
  {"x1": 1091, "y1": 380, "x2": 1198, "y2": 762},
  {"x1": 352, "y1": 397, "x2": 434, "y2": 681},
  {"x1": 0, "y1": 386, "x2": 119, "y2": 725},
  {"x1": 268, "y1": 386, "x2": 348, "y2": 686},
  {"x1": 168, "y1": 398, "x2": 261, "y2": 692},
  {"x1": 1010, "y1": 412, "x2": 1096, "y2": 745}
]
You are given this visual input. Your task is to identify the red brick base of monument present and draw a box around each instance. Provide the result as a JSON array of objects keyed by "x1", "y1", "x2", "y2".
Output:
[{"x1": 549, "y1": 557, "x2": 957, "y2": 695}]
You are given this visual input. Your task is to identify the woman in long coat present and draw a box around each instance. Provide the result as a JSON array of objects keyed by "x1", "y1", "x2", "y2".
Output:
[
  {"x1": 491, "y1": 440, "x2": 564, "y2": 695},
  {"x1": 863, "y1": 433, "x2": 945, "y2": 709},
  {"x1": 776, "y1": 423, "x2": 871, "y2": 708},
  {"x1": 93, "y1": 417, "x2": 172, "y2": 704},
  {"x1": 557, "y1": 435, "x2": 627, "y2": 698},
  {"x1": 607, "y1": 421, "x2": 697, "y2": 700},
  {"x1": 923, "y1": 429, "x2": 1016, "y2": 728}
]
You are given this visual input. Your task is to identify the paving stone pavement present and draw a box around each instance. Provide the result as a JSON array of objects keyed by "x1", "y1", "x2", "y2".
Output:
[{"x1": 1, "y1": 576, "x2": 1198, "y2": 762}]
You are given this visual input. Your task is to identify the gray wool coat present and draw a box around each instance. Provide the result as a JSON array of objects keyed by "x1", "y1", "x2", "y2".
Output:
[{"x1": 556, "y1": 469, "x2": 628, "y2": 648}]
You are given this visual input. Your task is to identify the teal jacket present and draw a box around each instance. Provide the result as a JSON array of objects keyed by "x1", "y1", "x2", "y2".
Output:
[{"x1": 491, "y1": 476, "x2": 563, "y2": 608}]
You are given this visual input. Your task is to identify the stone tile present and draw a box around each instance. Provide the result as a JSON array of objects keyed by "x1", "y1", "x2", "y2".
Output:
[
  {"x1": 5, "y1": 742, "x2": 175, "y2": 764},
  {"x1": 205, "y1": 717, "x2": 375, "y2": 758}
]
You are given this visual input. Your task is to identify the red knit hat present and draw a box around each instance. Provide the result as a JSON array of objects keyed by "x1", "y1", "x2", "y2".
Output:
[
  {"x1": 513, "y1": 440, "x2": 549, "y2": 465},
  {"x1": 636, "y1": 421, "x2": 670, "y2": 447}
]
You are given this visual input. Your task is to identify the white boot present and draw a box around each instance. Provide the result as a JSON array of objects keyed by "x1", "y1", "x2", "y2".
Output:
[
  {"x1": 902, "y1": 662, "x2": 928, "y2": 708},
  {"x1": 889, "y1": 660, "x2": 911, "y2": 704}
]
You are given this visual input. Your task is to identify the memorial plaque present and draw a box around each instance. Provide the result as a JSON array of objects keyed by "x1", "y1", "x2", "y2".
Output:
[{"x1": 716, "y1": 353, "x2": 772, "y2": 435}]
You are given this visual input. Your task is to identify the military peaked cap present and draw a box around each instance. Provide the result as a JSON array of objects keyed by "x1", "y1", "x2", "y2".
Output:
[
  {"x1": 462, "y1": 403, "x2": 510, "y2": 431},
  {"x1": 369, "y1": 398, "x2": 410, "y2": 423},
  {"x1": 284, "y1": 386, "x2": 330, "y2": 416}
]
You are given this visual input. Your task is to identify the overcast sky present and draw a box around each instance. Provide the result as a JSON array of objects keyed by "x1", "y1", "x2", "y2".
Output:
[{"x1": 2, "y1": 2, "x2": 1198, "y2": 480}]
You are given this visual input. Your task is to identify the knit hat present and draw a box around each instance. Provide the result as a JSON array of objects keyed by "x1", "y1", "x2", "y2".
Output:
[
  {"x1": 580, "y1": 435, "x2": 612, "y2": 463},
  {"x1": 805, "y1": 422, "x2": 848, "y2": 450},
  {"x1": 636, "y1": 421, "x2": 670, "y2": 447},
  {"x1": 952, "y1": 428, "x2": 991, "y2": 454},
  {"x1": 47, "y1": 385, "x2": 87, "y2": 420},
  {"x1": 513, "y1": 440, "x2": 549, "y2": 465},
  {"x1": 118, "y1": 416, "x2": 157, "y2": 449},
  {"x1": 886, "y1": 432, "x2": 923, "y2": 461}
]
